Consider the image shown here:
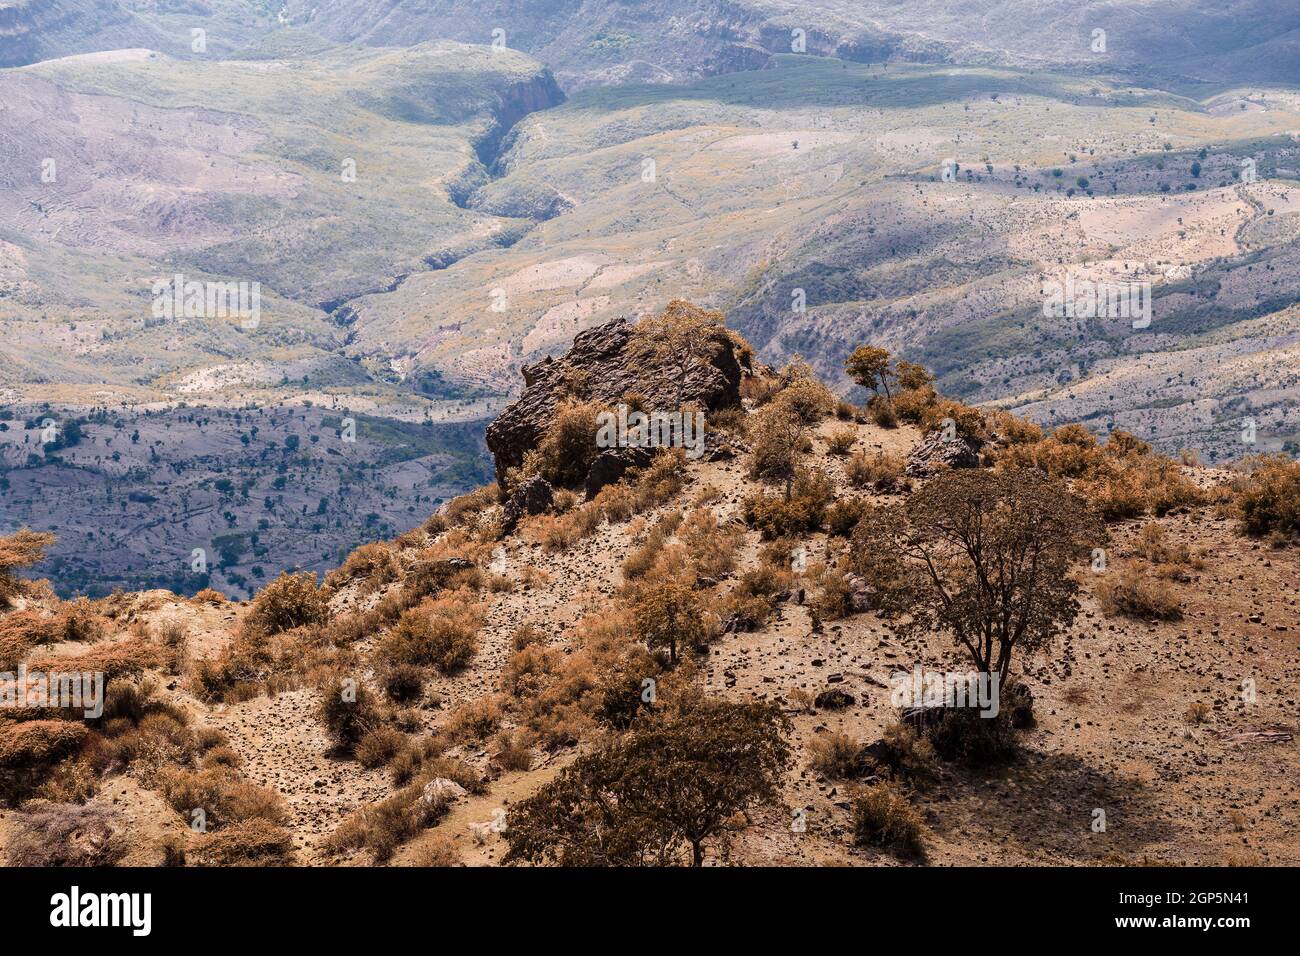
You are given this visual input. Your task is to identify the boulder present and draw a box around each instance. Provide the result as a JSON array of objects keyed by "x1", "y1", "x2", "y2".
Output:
[
  {"x1": 814, "y1": 688, "x2": 856, "y2": 710},
  {"x1": 501, "y1": 475, "x2": 555, "y2": 531},
  {"x1": 485, "y1": 315, "x2": 746, "y2": 486},
  {"x1": 584, "y1": 446, "x2": 653, "y2": 499},
  {"x1": 905, "y1": 430, "x2": 982, "y2": 477}
]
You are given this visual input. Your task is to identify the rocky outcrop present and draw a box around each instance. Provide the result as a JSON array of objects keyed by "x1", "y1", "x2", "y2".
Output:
[
  {"x1": 905, "y1": 430, "x2": 982, "y2": 477},
  {"x1": 485, "y1": 316, "x2": 746, "y2": 485},
  {"x1": 584, "y1": 447, "x2": 653, "y2": 499},
  {"x1": 500, "y1": 475, "x2": 555, "y2": 532}
]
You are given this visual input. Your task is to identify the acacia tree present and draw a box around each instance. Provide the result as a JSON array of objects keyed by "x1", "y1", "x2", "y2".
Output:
[
  {"x1": 851, "y1": 469, "x2": 1104, "y2": 680},
  {"x1": 503, "y1": 697, "x2": 792, "y2": 867},
  {"x1": 631, "y1": 579, "x2": 706, "y2": 665},
  {"x1": 0, "y1": 529, "x2": 56, "y2": 607},
  {"x1": 845, "y1": 345, "x2": 895, "y2": 402},
  {"x1": 626, "y1": 300, "x2": 725, "y2": 408}
]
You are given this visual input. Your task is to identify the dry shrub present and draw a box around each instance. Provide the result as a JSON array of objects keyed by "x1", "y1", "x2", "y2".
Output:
[
  {"x1": 743, "y1": 469, "x2": 835, "y2": 539},
  {"x1": 593, "y1": 482, "x2": 638, "y2": 522},
  {"x1": 851, "y1": 784, "x2": 925, "y2": 857},
  {"x1": 511, "y1": 623, "x2": 546, "y2": 652},
  {"x1": 28, "y1": 641, "x2": 162, "y2": 685},
  {"x1": 845, "y1": 450, "x2": 904, "y2": 491},
  {"x1": 678, "y1": 508, "x2": 743, "y2": 578},
  {"x1": 0, "y1": 721, "x2": 89, "y2": 802},
  {"x1": 492, "y1": 729, "x2": 534, "y2": 772},
  {"x1": 501, "y1": 645, "x2": 562, "y2": 699},
  {"x1": 56, "y1": 598, "x2": 107, "y2": 642},
  {"x1": 826, "y1": 427, "x2": 858, "y2": 455},
  {"x1": 633, "y1": 449, "x2": 689, "y2": 511},
  {"x1": 323, "y1": 542, "x2": 400, "y2": 594},
  {"x1": 411, "y1": 834, "x2": 462, "y2": 867},
  {"x1": 443, "y1": 484, "x2": 499, "y2": 528},
  {"x1": 326, "y1": 773, "x2": 455, "y2": 863},
  {"x1": 920, "y1": 399, "x2": 988, "y2": 444},
  {"x1": 356, "y1": 727, "x2": 407, "y2": 769},
  {"x1": 444, "y1": 696, "x2": 504, "y2": 744},
  {"x1": 532, "y1": 400, "x2": 606, "y2": 488},
  {"x1": 242, "y1": 571, "x2": 330, "y2": 638},
  {"x1": 0, "y1": 529, "x2": 56, "y2": 607},
  {"x1": 809, "y1": 731, "x2": 864, "y2": 778},
  {"x1": 4, "y1": 801, "x2": 126, "y2": 866},
  {"x1": 202, "y1": 745, "x2": 243, "y2": 770},
  {"x1": 192, "y1": 587, "x2": 227, "y2": 605},
  {"x1": 868, "y1": 396, "x2": 897, "y2": 428},
  {"x1": 825, "y1": 498, "x2": 867, "y2": 538},
  {"x1": 809, "y1": 568, "x2": 855, "y2": 620},
  {"x1": 376, "y1": 592, "x2": 483, "y2": 674},
  {"x1": 523, "y1": 509, "x2": 599, "y2": 553},
  {"x1": 621, "y1": 511, "x2": 680, "y2": 580},
  {"x1": 0, "y1": 611, "x2": 62, "y2": 670},
  {"x1": 190, "y1": 818, "x2": 295, "y2": 866},
  {"x1": 775, "y1": 364, "x2": 836, "y2": 423},
  {"x1": 158, "y1": 766, "x2": 285, "y2": 830},
  {"x1": 381, "y1": 663, "x2": 426, "y2": 704},
  {"x1": 1094, "y1": 559, "x2": 1182, "y2": 620},
  {"x1": 318, "y1": 676, "x2": 382, "y2": 748},
  {"x1": 892, "y1": 385, "x2": 937, "y2": 425},
  {"x1": 1234, "y1": 455, "x2": 1300, "y2": 538},
  {"x1": 1184, "y1": 701, "x2": 1210, "y2": 724}
]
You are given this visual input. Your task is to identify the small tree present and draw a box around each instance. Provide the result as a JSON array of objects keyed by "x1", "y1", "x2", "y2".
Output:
[
  {"x1": 845, "y1": 345, "x2": 895, "y2": 402},
  {"x1": 0, "y1": 529, "x2": 55, "y2": 607},
  {"x1": 627, "y1": 300, "x2": 725, "y2": 408},
  {"x1": 503, "y1": 697, "x2": 792, "y2": 867},
  {"x1": 747, "y1": 402, "x2": 806, "y2": 499},
  {"x1": 631, "y1": 579, "x2": 705, "y2": 665},
  {"x1": 851, "y1": 469, "x2": 1104, "y2": 680}
]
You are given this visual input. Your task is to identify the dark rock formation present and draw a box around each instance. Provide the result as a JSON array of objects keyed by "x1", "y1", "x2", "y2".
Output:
[
  {"x1": 500, "y1": 475, "x2": 555, "y2": 532},
  {"x1": 485, "y1": 316, "x2": 746, "y2": 485},
  {"x1": 584, "y1": 446, "x2": 653, "y2": 499},
  {"x1": 904, "y1": 430, "x2": 982, "y2": 477}
]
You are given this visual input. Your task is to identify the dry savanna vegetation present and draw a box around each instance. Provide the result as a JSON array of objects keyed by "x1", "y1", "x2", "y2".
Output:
[{"x1": 0, "y1": 307, "x2": 1296, "y2": 869}]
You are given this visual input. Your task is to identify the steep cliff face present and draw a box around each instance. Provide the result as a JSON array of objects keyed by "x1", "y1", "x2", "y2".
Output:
[{"x1": 485, "y1": 316, "x2": 746, "y2": 480}]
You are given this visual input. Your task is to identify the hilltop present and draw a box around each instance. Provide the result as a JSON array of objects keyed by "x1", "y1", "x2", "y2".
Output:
[{"x1": 1, "y1": 304, "x2": 1296, "y2": 867}]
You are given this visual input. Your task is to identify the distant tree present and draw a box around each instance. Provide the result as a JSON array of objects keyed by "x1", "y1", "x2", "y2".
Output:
[
  {"x1": 894, "y1": 360, "x2": 934, "y2": 392},
  {"x1": 627, "y1": 300, "x2": 725, "y2": 408},
  {"x1": 503, "y1": 697, "x2": 792, "y2": 867},
  {"x1": 851, "y1": 469, "x2": 1104, "y2": 680},
  {"x1": 845, "y1": 345, "x2": 894, "y2": 401}
]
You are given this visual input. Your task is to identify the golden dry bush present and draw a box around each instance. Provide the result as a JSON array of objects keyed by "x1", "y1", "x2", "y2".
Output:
[
  {"x1": 0, "y1": 529, "x2": 55, "y2": 607},
  {"x1": 376, "y1": 591, "x2": 484, "y2": 674},
  {"x1": 192, "y1": 587, "x2": 227, "y2": 605},
  {"x1": 826, "y1": 427, "x2": 858, "y2": 456},
  {"x1": 242, "y1": 571, "x2": 330, "y2": 638},
  {"x1": 1094, "y1": 559, "x2": 1182, "y2": 620},
  {"x1": 850, "y1": 783, "x2": 925, "y2": 857},
  {"x1": 323, "y1": 542, "x2": 400, "y2": 593},
  {"x1": 845, "y1": 450, "x2": 904, "y2": 490},
  {"x1": 808, "y1": 731, "x2": 863, "y2": 778},
  {"x1": 532, "y1": 399, "x2": 607, "y2": 488},
  {"x1": 1234, "y1": 455, "x2": 1300, "y2": 538}
]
